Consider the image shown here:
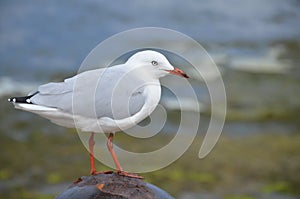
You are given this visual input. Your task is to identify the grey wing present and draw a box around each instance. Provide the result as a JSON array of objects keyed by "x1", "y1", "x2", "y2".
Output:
[
  {"x1": 30, "y1": 76, "x2": 75, "y2": 112},
  {"x1": 93, "y1": 68, "x2": 146, "y2": 119},
  {"x1": 30, "y1": 66, "x2": 145, "y2": 120},
  {"x1": 94, "y1": 87, "x2": 145, "y2": 120}
]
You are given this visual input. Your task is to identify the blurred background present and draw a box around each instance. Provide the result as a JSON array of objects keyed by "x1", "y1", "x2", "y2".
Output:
[{"x1": 0, "y1": 0, "x2": 300, "y2": 199}]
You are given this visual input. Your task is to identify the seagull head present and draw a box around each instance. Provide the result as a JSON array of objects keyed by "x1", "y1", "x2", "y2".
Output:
[{"x1": 126, "y1": 50, "x2": 189, "y2": 79}]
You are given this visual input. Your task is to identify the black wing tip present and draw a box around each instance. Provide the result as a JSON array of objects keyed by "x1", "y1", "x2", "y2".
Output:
[
  {"x1": 8, "y1": 96, "x2": 32, "y2": 104},
  {"x1": 8, "y1": 92, "x2": 38, "y2": 104}
]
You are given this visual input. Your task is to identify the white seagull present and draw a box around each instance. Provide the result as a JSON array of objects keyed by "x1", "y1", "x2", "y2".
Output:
[{"x1": 8, "y1": 50, "x2": 189, "y2": 178}]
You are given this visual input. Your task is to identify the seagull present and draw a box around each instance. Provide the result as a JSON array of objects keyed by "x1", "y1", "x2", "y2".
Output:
[{"x1": 8, "y1": 50, "x2": 189, "y2": 178}]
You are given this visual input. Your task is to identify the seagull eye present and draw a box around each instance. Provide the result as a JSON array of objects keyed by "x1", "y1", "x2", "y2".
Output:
[{"x1": 151, "y1": 61, "x2": 158, "y2": 66}]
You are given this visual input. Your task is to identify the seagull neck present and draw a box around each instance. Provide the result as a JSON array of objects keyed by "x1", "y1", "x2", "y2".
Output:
[{"x1": 103, "y1": 82, "x2": 161, "y2": 130}]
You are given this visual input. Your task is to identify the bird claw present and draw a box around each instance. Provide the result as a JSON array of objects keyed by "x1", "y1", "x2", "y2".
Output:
[
  {"x1": 91, "y1": 170, "x2": 114, "y2": 175},
  {"x1": 90, "y1": 170, "x2": 143, "y2": 179},
  {"x1": 117, "y1": 171, "x2": 144, "y2": 179}
]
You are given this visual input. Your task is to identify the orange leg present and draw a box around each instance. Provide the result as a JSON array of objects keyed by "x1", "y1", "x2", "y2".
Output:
[
  {"x1": 89, "y1": 132, "x2": 97, "y2": 175},
  {"x1": 107, "y1": 133, "x2": 143, "y2": 179},
  {"x1": 107, "y1": 133, "x2": 123, "y2": 172},
  {"x1": 89, "y1": 132, "x2": 113, "y2": 175}
]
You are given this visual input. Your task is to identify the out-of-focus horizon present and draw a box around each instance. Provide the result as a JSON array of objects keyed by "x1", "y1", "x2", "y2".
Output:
[
  {"x1": 1, "y1": 0, "x2": 300, "y2": 80},
  {"x1": 0, "y1": 0, "x2": 300, "y2": 199}
]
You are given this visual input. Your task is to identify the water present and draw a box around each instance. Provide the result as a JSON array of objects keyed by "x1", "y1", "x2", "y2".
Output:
[
  {"x1": 1, "y1": 0, "x2": 299, "y2": 80},
  {"x1": 1, "y1": 0, "x2": 300, "y2": 132},
  {"x1": 1, "y1": 1, "x2": 300, "y2": 124}
]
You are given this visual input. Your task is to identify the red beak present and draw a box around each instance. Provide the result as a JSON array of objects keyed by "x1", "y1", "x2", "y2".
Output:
[{"x1": 166, "y1": 67, "x2": 189, "y2": 78}]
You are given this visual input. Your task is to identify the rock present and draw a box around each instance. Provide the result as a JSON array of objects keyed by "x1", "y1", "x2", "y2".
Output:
[{"x1": 55, "y1": 173, "x2": 174, "y2": 199}]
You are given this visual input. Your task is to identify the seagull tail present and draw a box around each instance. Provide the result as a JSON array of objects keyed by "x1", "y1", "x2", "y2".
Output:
[{"x1": 8, "y1": 91, "x2": 38, "y2": 104}]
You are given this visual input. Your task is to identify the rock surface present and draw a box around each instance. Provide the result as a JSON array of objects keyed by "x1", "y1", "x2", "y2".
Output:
[{"x1": 55, "y1": 173, "x2": 174, "y2": 199}]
